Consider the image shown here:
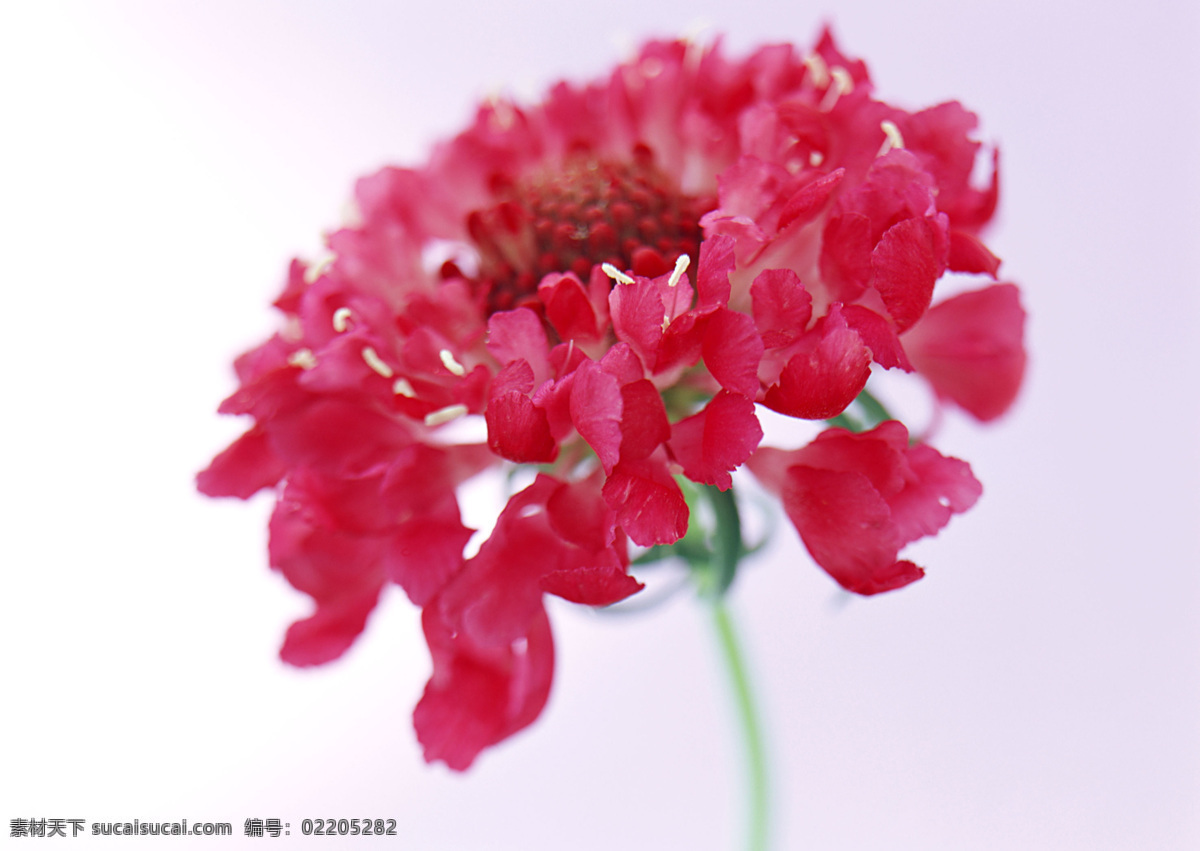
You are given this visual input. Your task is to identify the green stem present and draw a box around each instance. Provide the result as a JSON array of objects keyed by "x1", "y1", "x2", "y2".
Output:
[
  {"x1": 712, "y1": 597, "x2": 770, "y2": 851},
  {"x1": 856, "y1": 387, "x2": 893, "y2": 426},
  {"x1": 707, "y1": 485, "x2": 743, "y2": 597}
]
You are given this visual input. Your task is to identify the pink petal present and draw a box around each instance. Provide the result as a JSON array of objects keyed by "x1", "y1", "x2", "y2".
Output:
[
  {"x1": 669, "y1": 391, "x2": 763, "y2": 490},
  {"x1": 793, "y1": 421, "x2": 910, "y2": 496},
  {"x1": 268, "y1": 398, "x2": 414, "y2": 477},
  {"x1": 538, "y1": 272, "x2": 603, "y2": 343},
  {"x1": 540, "y1": 564, "x2": 642, "y2": 606},
  {"x1": 702, "y1": 308, "x2": 765, "y2": 397},
  {"x1": 279, "y1": 586, "x2": 384, "y2": 667},
  {"x1": 841, "y1": 304, "x2": 913, "y2": 371},
  {"x1": 782, "y1": 466, "x2": 921, "y2": 595},
  {"x1": 485, "y1": 391, "x2": 558, "y2": 463},
  {"x1": 697, "y1": 234, "x2": 737, "y2": 308},
  {"x1": 947, "y1": 230, "x2": 1001, "y2": 276},
  {"x1": 902, "y1": 283, "x2": 1027, "y2": 421},
  {"x1": 486, "y1": 308, "x2": 551, "y2": 384},
  {"x1": 888, "y1": 444, "x2": 982, "y2": 547},
  {"x1": 777, "y1": 168, "x2": 845, "y2": 232},
  {"x1": 545, "y1": 475, "x2": 618, "y2": 551},
  {"x1": 761, "y1": 305, "x2": 872, "y2": 419},
  {"x1": 751, "y1": 268, "x2": 813, "y2": 349},
  {"x1": 608, "y1": 275, "x2": 666, "y2": 370},
  {"x1": 618, "y1": 379, "x2": 671, "y2": 462},
  {"x1": 384, "y1": 502, "x2": 474, "y2": 607},
  {"x1": 438, "y1": 479, "x2": 563, "y2": 647},
  {"x1": 196, "y1": 425, "x2": 286, "y2": 499},
  {"x1": 414, "y1": 604, "x2": 554, "y2": 771},
  {"x1": 268, "y1": 485, "x2": 388, "y2": 664},
  {"x1": 870, "y1": 213, "x2": 948, "y2": 332},
  {"x1": 602, "y1": 454, "x2": 689, "y2": 546},
  {"x1": 569, "y1": 360, "x2": 624, "y2": 474}
]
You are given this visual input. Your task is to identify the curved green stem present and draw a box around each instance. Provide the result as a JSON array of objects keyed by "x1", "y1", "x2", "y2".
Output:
[{"x1": 712, "y1": 597, "x2": 770, "y2": 851}]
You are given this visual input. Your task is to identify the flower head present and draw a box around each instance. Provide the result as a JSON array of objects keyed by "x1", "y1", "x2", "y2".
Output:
[{"x1": 199, "y1": 30, "x2": 1025, "y2": 769}]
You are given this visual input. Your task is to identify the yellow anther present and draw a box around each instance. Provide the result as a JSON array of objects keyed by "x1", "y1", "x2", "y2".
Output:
[
  {"x1": 332, "y1": 307, "x2": 353, "y2": 333},
  {"x1": 392, "y1": 378, "x2": 416, "y2": 397}
]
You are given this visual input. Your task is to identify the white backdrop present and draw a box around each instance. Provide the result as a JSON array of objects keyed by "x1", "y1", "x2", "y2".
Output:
[{"x1": 2, "y1": 1, "x2": 1198, "y2": 848}]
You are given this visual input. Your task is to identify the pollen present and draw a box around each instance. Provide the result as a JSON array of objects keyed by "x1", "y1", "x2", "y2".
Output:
[
  {"x1": 361, "y1": 346, "x2": 394, "y2": 378},
  {"x1": 439, "y1": 349, "x2": 467, "y2": 377},
  {"x1": 332, "y1": 307, "x2": 353, "y2": 333},
  {"x1": 424, "y1": 404, "x2": 469, "y2": 427},
  {"x1": 392, "y1": 378, "x2": 416, "y2": 397}
]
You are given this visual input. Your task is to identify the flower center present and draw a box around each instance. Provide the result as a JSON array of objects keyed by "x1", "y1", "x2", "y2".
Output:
[{"x1": 461, "y1": 149, "x2": 713, "y2": 314}]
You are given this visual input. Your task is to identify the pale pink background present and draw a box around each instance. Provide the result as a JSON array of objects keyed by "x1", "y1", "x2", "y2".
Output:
[{"x1": 2, "y1": 1, "x2": 1198, "y2": 848}]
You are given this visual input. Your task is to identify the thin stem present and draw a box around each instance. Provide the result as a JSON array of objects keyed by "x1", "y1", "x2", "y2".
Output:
[
  {"x1": 707, "y1": 485, "x2": 743, "y2": 597},
  {"x1": 856, "y1": 387, "x2": 893, "y2": 426},
  {"x1": 712, "y1": 597, "x2": 770, "y2": 851}
]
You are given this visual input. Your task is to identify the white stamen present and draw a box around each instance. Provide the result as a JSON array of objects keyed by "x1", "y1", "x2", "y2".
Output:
[
  {"x1": 878, "y1": 120, "x2": 905, "y2": 156},
  {"x1": 281, "y1": 316, "x2": 303, "y2": 342},
  {"x1": 819, "y1": 66, "x2": 854, "y2": 112},
  {"x1": 601, "y1": 263, "x2": 635, "y2": 285},
  {"x1": 439, "y1": 348, "x2": 467, "y2": 377},
  {"x1": 809, "y1": 150, "x2": 825, "y2": 167},
  {"x1": 487, "y1": 97, "x2": 515, "y2": 131},
  {"x1": 341, "y1": 198, "x2": 363, "y2": 228},
  {"x1": 668, "y1": 254, "x2": 690, "y2": 287},
  {"x1": 332, "y1": 307, "x2": 353, "y2": 333},
  {"x1": 392, "y1": 378, "x2": 416, "y2": 397},
  {"x1": 640, "y1": 56, "x2": 664, "y2": 78},
  {"x1": 424, "y1": 404, "x2": 468, "y2": 427},
  {"x1": 361, "y1": 346, "x2": 394, "y2": 378},
  {"x1": 287, "y1": 348, "x2": 317, "y2": 370},
  {"x1": 303, "y1": 254, "x2": 334, "y2": 284},
  {"x1": 804, "y1": 53, "x2": 830, "y2": 89}
]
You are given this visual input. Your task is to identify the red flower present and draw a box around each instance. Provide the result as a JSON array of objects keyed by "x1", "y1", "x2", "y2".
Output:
[{"x1": 199, "y1": 30, "x2": 1024, "y2": 769}]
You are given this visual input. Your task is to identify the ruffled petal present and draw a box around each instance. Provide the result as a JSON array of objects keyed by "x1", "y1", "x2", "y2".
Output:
[
  {"x1": 669, "y1": 391, "x2": 763, "y2": 490},
  {"x1": 903, "y1": 283, "x2": 1026, "y2": 421},
  {"x1": 702, "y1": 307, "x2": 765, "y2": 397},
  {"x1": 761, "y1": 304, "x2": 872, "y2": 419},
  {"x1": 782, "y1": 465, "x2": 919, "y2": 595},
  {"x1": 414, "y1": 604, "x2": 554, "y2": 771},
  {"x1": 486, "y1": 390, "x2": 558, "y2": 463},
  {"x1": 602, "y1": 454, "x2": 689, "y2": 546},
  {"x1": 196, "y1": 425, "x2": 286, "y2": 499},
  {"x1": 751, "y1": 268, "x2": 813, "y2": 349}
]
